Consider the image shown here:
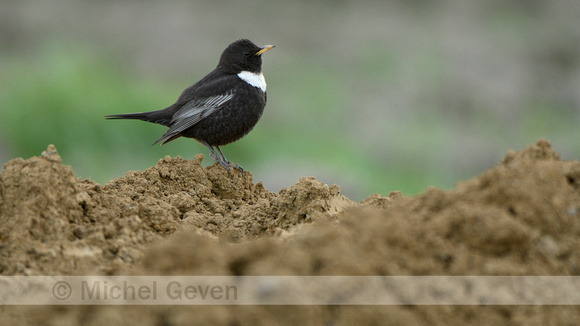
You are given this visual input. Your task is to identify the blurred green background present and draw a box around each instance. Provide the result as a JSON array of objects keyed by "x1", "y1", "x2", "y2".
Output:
[{"x1": 1, "y1": 0, "x2": 579, "y2": 200}]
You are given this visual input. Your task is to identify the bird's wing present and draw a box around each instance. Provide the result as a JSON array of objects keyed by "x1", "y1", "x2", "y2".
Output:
[
  {"x1": 153, "y1": 75, "x2": 240, "y2": 145},
  {"x1": 171, "y1": 91, "x2": 234, "y2": 131}
]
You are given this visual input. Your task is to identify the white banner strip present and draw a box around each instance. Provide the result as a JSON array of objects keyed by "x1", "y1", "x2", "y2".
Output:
[{"x1": 2, "y1": 276, "x2": 580, "y2": 305}]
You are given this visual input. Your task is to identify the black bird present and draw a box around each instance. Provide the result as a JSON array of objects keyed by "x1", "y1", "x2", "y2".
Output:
[{"x1": 106, "y1": 39, "x2": 275, "y2": 173}]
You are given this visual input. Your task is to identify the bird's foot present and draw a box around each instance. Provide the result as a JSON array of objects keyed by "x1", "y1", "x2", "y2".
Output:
[
  {"x1": 209, "y1": 151, "x2": 221, "y2": 162},
  {"x1": 204, "y1": 142, "x2": 244, "y2": 175},
  {"x1": 216, "y1": 159, "x2": 244, "y2": 175}
]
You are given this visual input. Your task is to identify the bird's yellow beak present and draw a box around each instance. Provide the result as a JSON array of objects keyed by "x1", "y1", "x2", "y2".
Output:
[{"x1": 256, "y1": 45, "x2": 275, "y2": 55}]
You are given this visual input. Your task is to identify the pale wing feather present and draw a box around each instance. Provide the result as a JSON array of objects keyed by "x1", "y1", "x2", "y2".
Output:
[
  {"x1": 172, "y1": 92, "x2": 234, "y2": 124},
  {"x1": 153, "y1": 92, "x2": 234, "y2": 144}
]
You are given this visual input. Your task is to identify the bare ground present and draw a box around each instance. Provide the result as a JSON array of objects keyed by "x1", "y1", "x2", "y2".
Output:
[{"x1": 2, "y1": 140, "x2": 580, "y2": 325}]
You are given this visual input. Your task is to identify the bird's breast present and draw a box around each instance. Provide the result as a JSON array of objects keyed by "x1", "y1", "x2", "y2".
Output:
[{"x1": 237, "y1": 71, "x2": 267, "y2": 92}]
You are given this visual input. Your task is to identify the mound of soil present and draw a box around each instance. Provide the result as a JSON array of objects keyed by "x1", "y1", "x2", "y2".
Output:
[{"x1": 2, "y1": 140, "x2": 580, "y2": 325}]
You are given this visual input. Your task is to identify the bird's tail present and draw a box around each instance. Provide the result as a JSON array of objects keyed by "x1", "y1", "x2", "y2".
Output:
[
  {"x1": 105, "y1": 111, "x2": 172, "y2": 127},
  {"x1": 105, "y1": 110, "x2": 180, "y2": 145}
]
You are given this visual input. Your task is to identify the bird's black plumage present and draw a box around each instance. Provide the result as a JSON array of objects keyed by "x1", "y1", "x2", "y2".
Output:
[{"x1": 106, "y1": 39, "x2": 275, "y2": 173}]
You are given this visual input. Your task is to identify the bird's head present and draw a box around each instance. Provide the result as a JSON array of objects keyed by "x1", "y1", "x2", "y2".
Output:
[{"x1": 218, "y1": 39, "x2": 275, "y2": 73}]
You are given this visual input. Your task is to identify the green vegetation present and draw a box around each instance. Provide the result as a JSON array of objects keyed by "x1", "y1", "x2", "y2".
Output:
[{"x1": 1, "y1": 35, "x2": 578, "y2": 200}]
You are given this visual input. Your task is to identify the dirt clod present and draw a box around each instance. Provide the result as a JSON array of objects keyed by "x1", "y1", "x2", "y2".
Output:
[{"x1": 2, "y1": 139, "x2": 580, "y2": 325}]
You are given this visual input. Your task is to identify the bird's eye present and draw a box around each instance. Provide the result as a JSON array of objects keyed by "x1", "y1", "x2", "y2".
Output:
[{"x1": 243, "y1": 51, "x2": 251, "y2": 57}]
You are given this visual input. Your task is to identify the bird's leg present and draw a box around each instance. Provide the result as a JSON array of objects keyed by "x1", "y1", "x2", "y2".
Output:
[
  {"x1": 202, "y1": 141, "x2": 243, "y2": 174},
  {"x1": 216, "y1": 146, "x2": 232, "y2": 164},
  {"x1": 203, "y1": 141, "x2": 223, "y2": 165},
  {"x1": 216, "y1": 147, "x2": 227, "y2": 163},
  {"x1": 216, "y1": 146, "x2": 244, "y2": 175}
]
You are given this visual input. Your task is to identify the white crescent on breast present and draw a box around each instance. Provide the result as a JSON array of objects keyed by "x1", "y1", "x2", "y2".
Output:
[{"x1": 237, "y1": 71, "x2": 267, "y2": 92}]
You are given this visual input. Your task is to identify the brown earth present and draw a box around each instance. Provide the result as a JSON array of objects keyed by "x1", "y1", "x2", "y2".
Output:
[{"x1": 1, "y1": 139, "x2": 580, "y2": 325}]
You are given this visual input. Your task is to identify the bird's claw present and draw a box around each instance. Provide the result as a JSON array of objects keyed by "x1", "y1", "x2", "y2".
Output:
[
  {"x1": 216, "y1": 159, "x2": 244, "y2": 175},
  {"x1": 205, "y1": 142, "x2": 244, "y2": 176}
]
